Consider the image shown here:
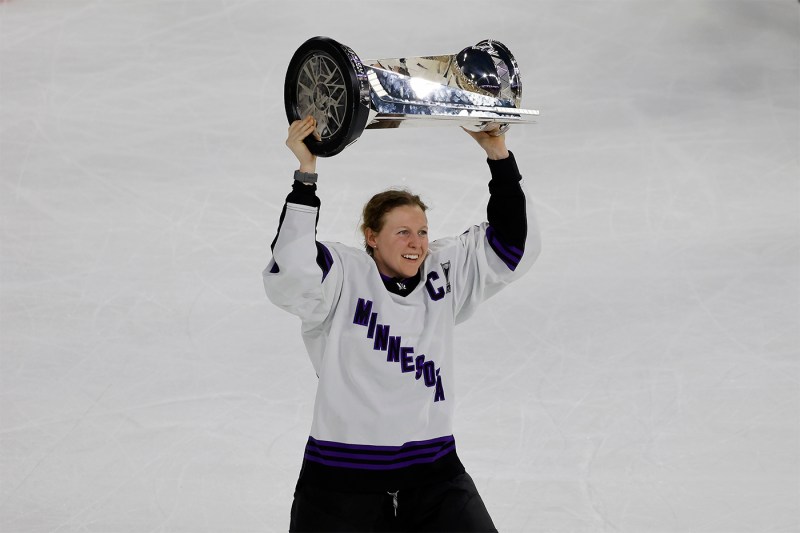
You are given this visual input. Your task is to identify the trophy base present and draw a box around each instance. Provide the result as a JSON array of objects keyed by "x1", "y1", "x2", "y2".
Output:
[{"x1": 284, "y1": 37, "x2": 371, "y2": 157}]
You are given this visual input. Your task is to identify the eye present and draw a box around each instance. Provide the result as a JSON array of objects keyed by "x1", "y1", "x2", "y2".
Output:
[
  {"x1": 419, "y1": 230, "x2": 428, "y2": 237},
  {"x1": 398, "y1": 229, "x2": 409, "y2": 235}
]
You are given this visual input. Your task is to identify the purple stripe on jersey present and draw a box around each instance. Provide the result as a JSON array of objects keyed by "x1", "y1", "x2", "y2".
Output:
[
  {"x1": 306, "y1": 441, "x2": 452, "y2": 462},
  {"x1": 308, "y1": 435, "x2": 455, "y2": 453},
  {"x1": 303, "y1": 441, "x2": 457, "y2": 471},
  {"x1": 486, "y1": 226, "x2": 523, "y2": 258},
  {"x1": 269, "y1": 261, "x2": 280, "y2": 274},
  {"x1": 316, "y1": 242, "x2": 334, "y2": 281},
  {"x1": 486, "y1": 226, "x2": 523, "y2": 271}
]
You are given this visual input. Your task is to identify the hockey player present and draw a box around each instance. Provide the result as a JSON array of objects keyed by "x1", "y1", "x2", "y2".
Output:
[{"x1": 264, "y1": 115, "x2": 541, "y2": 531}]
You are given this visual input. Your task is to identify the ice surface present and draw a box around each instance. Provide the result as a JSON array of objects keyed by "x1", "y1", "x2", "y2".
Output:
[{"x1": 1, "y1": 1, "x2": 798, "y2": 531}]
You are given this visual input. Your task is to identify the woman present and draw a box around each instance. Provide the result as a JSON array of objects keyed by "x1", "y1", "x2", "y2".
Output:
[{"x1": 264, "y1": 116, "x2": 540, "y2": 531}]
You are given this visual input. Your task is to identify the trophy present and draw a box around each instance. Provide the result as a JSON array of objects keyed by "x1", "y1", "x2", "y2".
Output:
[{"x1": 284, "y1": 36, "x2": 539, "y2": 157}]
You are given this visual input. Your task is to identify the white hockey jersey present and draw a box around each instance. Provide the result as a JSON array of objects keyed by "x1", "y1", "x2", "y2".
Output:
[{"x1": 264, "y1": 155, "x2": 540, "y2": 490}]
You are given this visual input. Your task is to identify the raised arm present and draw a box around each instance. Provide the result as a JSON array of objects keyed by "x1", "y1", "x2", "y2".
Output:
[
  {"x1": 263, "y1": 118, "x2": 340, "y2": 328},
  {"x1": 449, "y1": 127, "x2": 541, "y2": 322},
  {"x1": 463, "y1": 126, "x2": 532, "y2": 269}
]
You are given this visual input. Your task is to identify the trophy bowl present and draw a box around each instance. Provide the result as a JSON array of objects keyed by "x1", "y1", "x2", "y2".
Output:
[{"x1": 285, "y1": 36, "x2": 539, "y2": 157}]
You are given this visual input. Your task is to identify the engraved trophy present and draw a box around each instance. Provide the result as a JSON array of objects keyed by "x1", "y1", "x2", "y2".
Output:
[{"x1": 284, "y1": 36, "x2": 539, "y2": 157}]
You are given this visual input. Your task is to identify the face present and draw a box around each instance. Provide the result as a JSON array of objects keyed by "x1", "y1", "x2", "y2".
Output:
[{"x1": 366, "y1": 204, "x2": 429, "y2": 279}]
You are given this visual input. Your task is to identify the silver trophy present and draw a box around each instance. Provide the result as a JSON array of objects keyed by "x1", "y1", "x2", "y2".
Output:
[{"x1": 284, "y1": 36, "x2": 539, "y2": 157}]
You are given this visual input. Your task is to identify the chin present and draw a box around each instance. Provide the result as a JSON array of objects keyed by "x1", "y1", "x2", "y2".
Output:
[
  {"x1": 387, "y1": 254, "x2": 426, "y2": 279},
  {"x1": 390, "y1": 266, "x2": 414, "y2": 279}
]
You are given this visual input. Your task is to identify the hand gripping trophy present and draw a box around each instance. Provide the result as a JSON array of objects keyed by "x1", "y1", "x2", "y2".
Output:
[{"x1": 284, "y1": 36, "x2": 539, "y2": 157}]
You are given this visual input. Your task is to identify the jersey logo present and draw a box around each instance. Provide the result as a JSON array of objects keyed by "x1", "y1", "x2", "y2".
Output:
[
  {"x1": 440, "y1": 261, "x2": 452, "y2": 293},
  {"x1": 424, "y1": 261, "x2": 452, "y2": 301}
]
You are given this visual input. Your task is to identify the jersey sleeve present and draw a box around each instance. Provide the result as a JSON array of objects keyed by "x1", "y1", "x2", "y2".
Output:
[
  {"x1": 262, "y1": 182, "x2": 342, "y2": 332},
  {"x1": 450, "y1": 153, "x2": 541, "y2": 324}
]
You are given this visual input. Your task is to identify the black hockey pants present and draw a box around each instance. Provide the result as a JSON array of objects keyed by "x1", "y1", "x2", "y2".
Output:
[{"x1": 289, "y1": 472, "x2": 498, "y2": 532}]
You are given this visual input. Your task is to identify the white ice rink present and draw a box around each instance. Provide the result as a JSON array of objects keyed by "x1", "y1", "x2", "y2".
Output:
[{"x1": 1, "y1": 1, "x2": 798, "y2": 531}]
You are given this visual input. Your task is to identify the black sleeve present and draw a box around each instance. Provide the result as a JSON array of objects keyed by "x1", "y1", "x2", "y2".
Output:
[
  {"x1": 286, "y1": 180, "x2": 320, "y2": 208},
  {"x1": 270, "y1": 179, "x2": 321, "y2": 252},
  {"x1": 486, "y1": 151, "x2": 527, "y2": 250}
]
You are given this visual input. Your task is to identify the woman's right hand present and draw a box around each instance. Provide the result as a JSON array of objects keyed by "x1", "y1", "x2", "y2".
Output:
[{"x1": 286, "y1": 116, "x2": 320, "y2": 173}]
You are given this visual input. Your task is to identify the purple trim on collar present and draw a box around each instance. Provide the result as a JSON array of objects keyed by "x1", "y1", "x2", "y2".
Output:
[{"x1": 378, "y1": 270, "x2": 421, "y2": 295}]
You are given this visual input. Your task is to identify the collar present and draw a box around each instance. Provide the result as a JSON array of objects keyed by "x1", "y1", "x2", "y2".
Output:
[{"x1": 379, "y1": 271, "x2": 421, "y2": 297}]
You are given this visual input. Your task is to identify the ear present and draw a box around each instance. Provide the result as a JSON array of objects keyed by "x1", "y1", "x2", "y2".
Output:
[{"x1": 365, "y1": 228, "x2": 378, "y2": 249}]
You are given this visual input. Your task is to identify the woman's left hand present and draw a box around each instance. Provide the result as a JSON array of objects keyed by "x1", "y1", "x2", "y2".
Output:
[{"x1": 462, "y1": 125, "x2": 510, "y2": 160}]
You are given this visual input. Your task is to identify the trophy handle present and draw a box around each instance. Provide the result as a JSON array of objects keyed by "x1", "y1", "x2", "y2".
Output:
[{"x1": 284, "y1": 37, "x2": 371, "y2": 157}]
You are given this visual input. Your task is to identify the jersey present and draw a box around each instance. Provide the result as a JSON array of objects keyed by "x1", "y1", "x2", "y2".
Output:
[{"x1": 263, "y1": 153, "x2": 541, "y2": 491}]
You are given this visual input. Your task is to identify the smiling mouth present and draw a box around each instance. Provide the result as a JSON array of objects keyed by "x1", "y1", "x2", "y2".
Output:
[{"x1": 402, "y1": 254, "x2": 420, "y2": 260}]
